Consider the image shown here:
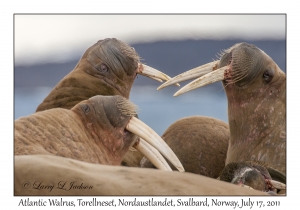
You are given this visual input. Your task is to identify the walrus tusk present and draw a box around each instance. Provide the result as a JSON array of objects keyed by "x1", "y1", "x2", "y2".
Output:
[
  {"x1": 138, "y1": 64, "x2": 180, "y2": 86},
  {"x1": 270, "y1": 180, "x2": 286, "y2": 190},
  {"x1": 147, "y1": 76, "x2": 163, "y2": 83},
  {"x1": 157, "y1": 60, "x2": 218, "y2": 90},
  {"x1": 134, "y1": 138, "x2": 172, "y2": 171},
  {"x1": 174, "y1": 66, "x2": 227, "y2": 97},
  {"x1": 126, "y1": 116, "x2": 184, "y2": 172}
]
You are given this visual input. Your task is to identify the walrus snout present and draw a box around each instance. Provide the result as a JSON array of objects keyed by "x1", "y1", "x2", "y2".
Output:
[
  {"x1": 218, "y1": 42, "x2": 270, "y2": 87},
  {"x1": 88, "y1": 95, "x2": 138, "y2": 129},
  {"x1": 78, "y1": 95, "x2": 184, "y2": 172}
]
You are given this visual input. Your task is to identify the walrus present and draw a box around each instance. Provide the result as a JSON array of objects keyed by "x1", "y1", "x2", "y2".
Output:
[
  {"x1": 15, "y1": 95, "x2": 184, "y2": 172},
  {"x1": 36, "y1": 38, "x2": 175, "y2": 111},
  {"x1": 15, "y1": 155, "x2": 268, "y2": 196},
  {"x1": 141, "y1": 116, "x2": 230, "y2": 178},
  {"x1": 34, "y1": 38, "x2": 177, "y2": 168},
  {"x1": 158, "y1": 43, "x2": 286, "y2": 184},
  {"x1": 218, "y1": 161, "x2": 286, "y2": 194}
]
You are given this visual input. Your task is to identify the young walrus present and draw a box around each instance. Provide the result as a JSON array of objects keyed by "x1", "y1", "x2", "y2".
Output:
[
  {"x1": 15, "y1": 95, "x2": 184, "y2": 172},
  {"x1": 35, "y1": 38, "x2": 177, "y2": 167},
  {"x1": 158, "y1": 43, "x2": 286, "y2": 185}
]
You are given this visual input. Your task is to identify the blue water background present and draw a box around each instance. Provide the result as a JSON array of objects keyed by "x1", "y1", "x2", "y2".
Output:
[{"x1": 14, "y1": 84, "x2": 228, "y2": 136}]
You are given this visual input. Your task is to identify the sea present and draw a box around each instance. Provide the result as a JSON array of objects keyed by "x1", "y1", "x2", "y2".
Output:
[{"x1": 14, "y1": 84, "x2": 228, "y2": 136}]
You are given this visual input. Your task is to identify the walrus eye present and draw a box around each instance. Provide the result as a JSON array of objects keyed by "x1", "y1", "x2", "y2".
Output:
[
  {"x1": 263, "y1": 68, "x2": 274, "y2": 83},
  {"x1": 228, "y1": 56, "x2": 232, "y2": 65},
  {"x1": 99, "y1": 63, "x2": 108, "y2": 72},
  {"x1": 82, "y1": 104, "x2": 90, "y2": 114}
]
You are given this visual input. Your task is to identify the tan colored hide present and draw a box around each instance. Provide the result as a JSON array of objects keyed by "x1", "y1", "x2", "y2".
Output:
[
  {"x1": 15, "y1": 155, "x2": 267, "y2": 196},
  {"x1": 122, "y1": 148, "x2": 144, "y2": 167},
  {"x1": 141, "y1": 116, "x2": 229, "y2": 178}
]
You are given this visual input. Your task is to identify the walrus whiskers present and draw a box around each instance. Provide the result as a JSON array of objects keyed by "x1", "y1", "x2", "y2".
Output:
[{"x1": 115, "y1": 96, "x2": 139, "y2": 117}]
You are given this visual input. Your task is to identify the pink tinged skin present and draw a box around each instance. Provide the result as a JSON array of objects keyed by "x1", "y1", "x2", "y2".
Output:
[{"x1": 224, "y1": 60, "x2": 286, "y2": 174}]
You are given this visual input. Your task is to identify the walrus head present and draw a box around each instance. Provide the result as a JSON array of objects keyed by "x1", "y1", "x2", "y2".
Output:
[
  {"x1": 158, "y1": 42, "x2": 285, "y2": 95},
  {"x1": 72, "y1": 95, "x2": 139, "y2": 159},
  {"x1": 15, "y1": 95, "x2": 184, "y2": 172},
  {"x1": 218, "y1": 161, "x2": 286, "y2": 194},
  {"x1": 71, "y1": 95, "x2": 184, "y2": 171},
  {"x1": 36, "y1": 38, "x2": 175, "y2": 111},
  {"x1": 157, "y1": 42, "x2": 286, "y2": 182}
]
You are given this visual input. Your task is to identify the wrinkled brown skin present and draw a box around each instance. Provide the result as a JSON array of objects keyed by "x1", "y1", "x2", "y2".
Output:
[
  {"x1": 218, "y1": 43, "x2": 286, "y2": 176},
  {"x1": 15, "y1": 95, "x2": 138, "y2": 166},
  {"x1": 36, "y1": 38, "x2": 139, "y2": 111},
  {"x1": 218, "y1": 162, "x2": 273, "y2": 192},
  {"x1": 15, "y1": 155, "x2": 268, "y2": 196},
  {"x1": 141, "y1": 116, "x2": 229, "y2": 178},
  {"x1": 35, "y1": 38, "x2": 143, "y2": 167},
  {"x1": 121, "y1": 147, "x2": 144, "y2": 167}
]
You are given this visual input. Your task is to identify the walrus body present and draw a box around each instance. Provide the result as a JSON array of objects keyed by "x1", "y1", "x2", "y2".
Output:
[
  {"x1": 15, "y1": 95, "x2": 138, "y2": 165},
  {"x1": 219, "y1": 43, "x2": 286, "y2": 175},
  {"x1": 15, "y1": 155, "x2": 267, "y2": 196},
  {"x1": 141, "y1": 116, "x2": 229, "y2": 178},
  {"x1": 163, "y1": 42, "x2": 286, "y2": 182}
]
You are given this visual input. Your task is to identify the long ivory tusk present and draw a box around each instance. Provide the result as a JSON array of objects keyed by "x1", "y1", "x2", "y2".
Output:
[
  {"x1": 147, "y1": 75, "x2": 163, "y2": 83},
  {"x1": 174, "y1": 66, "x2": 227, "y2": 97},
  {"x1": 126, "y1": 117, "x2": 184, "y2": 172},
  {"x1": 138, "y1": 64, "x2": 180, "y2": 86},
  {"x1": 270, "y1": 180, "x2": 286, "y2": 190},
  {"x1": 134, "y1": 138, "x2": 172, "y2": 171},
  {"x1": 157, "y1": 61, "x2": 218, "y2": 90}
]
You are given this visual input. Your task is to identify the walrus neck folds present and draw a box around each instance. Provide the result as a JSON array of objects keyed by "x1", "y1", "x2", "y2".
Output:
[{"x1": 225, "y1": 71, "x2": 286, "y2": 175}]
